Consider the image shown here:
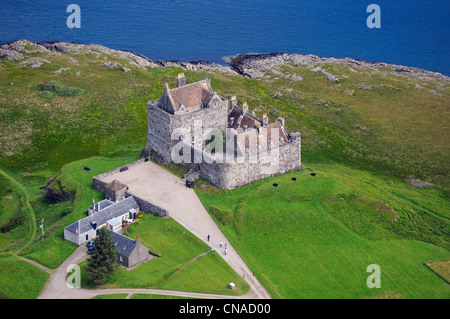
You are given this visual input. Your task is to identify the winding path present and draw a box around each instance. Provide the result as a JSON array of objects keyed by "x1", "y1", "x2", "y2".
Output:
[{"x1": 0, "y1": 167, "x2": 37, "y2": 256}]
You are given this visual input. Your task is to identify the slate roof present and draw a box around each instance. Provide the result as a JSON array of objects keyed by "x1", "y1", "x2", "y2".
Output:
[
  {"x1": 65, "y1": 196, "x2": 139, "y2": 234},
  {"x1": 110, "y1": 231, "x2": 138, "y2": 258},
  {"x1": 89, "y1": 199, "x2": 114, "y2": 212}
]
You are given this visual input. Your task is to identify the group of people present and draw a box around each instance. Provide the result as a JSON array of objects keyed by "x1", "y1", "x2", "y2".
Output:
[{"x1": 207, "y1": 234, "x2": 228, "y2": 255}]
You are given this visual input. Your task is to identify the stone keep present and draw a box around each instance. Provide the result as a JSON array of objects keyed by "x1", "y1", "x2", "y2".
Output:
[{"x1": 142, "y1": 74, "x2": 301, "y2": 189}]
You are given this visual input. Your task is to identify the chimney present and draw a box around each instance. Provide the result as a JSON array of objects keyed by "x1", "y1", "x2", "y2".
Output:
[
  {"x1": 277, "y1": 117, "x2": 285, "y2": 127},
  {"x1": 262, "y1": 113, "x2": 269, "y2": 126},
  {"x1": 230, "y1": 96, "x2": 237, "y2": 109},
  {"x1": 242, "y1": 102, "x2": 248, "y2": 114},
  {"x1": 136, "y1": 235, "x2": 140, "y2": 244},
  {"x1": 177, "y1": 73, "x2": 186, "y2": 88}
]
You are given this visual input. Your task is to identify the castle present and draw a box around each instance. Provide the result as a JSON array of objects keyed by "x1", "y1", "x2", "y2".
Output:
[{"x1": 141, "y1": 73, "x2": 301, "y2": 189}]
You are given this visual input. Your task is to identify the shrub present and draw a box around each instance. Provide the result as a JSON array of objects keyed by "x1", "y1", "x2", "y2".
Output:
[
  {"x1": 56, "y1": 87, "x2": 85, "y2": 97},
  {"x1": 38, "y1": 90, "x2": 53, "y2": 99},
  {"x1": 210, "y1": 206, "x2": 233, "y2": 226},
  {"x1": 34, "y1": 80, "x2": 65, "y2": 92},
  {"x1": 34, "y1": 80, "x2": 85, "y2": 97},
  {"x1": 1, "y1": 214, "x2": 25, "y2": 233}
]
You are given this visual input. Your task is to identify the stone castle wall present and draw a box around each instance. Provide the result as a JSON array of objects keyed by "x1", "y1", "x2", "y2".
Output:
[
  {"x1": 143, "y1": 98, "x2": 228, "y2": 163},
  {"x1": 181, "y1": 132, "x2": 301, "y2": 189}
]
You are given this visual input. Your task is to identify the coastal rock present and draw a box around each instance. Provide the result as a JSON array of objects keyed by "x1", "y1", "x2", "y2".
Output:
[
  {"x1": 227, "y1": 52, "x2": 450, "y2": 83},
  {"x1": 155, "y1": 59, "x2": 239, "y2": 75}
]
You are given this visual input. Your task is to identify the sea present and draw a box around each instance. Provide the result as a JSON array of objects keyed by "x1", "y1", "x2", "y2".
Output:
[{"x1": 1, "y1": 0, "x2": 449, "y2": 75}]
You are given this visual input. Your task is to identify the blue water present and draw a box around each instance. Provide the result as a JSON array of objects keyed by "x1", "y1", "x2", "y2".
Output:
[{"x1": 1, "y1": 1, "x2": 449, "y2": 75}]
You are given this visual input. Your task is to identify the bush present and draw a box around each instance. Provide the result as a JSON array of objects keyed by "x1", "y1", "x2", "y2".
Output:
[
  {"x1": 34, "y1": 80, "x2": 65, "y2": 92},
  {"x1": 34, "y1": 80, "x2": 85, "y2": 97},
  {"x1": 56, "y1": 87, "x2": 85, "y2": 97},
  {"x1": 210, "y1": 206, "x2": 233, "y2": 226},
  {"x1": 38, "y1": 90, "x2": 53, "y2": 99},
  {"x1": 1, "y1": 214, "x2": 25, "y2": 233}
]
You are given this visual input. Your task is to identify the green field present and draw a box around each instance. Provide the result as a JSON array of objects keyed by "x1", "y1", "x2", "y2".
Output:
[
  {"x1": 0, "y1": 40, "x2": 448, "y2": 298},
  {"x1": 195, "y1": 163, "x2": 450, "y2": 299}
]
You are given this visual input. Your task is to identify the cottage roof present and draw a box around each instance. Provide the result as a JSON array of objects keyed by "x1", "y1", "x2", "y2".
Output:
[
  {"x1": 65, "y1": 196, "x2": 139, "y2": 234},
  {"x1": 89, "y1": 199, "x2": 114, "y2": 212},
  {"x1": 110, "y1": 231, "x2": 146, "y2": 258},
  {"x1": 105, "y1": 179, "x2": 127, "y2": 191}
]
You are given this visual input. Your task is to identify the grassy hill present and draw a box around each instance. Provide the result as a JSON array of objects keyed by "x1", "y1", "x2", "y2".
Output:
[
  {"x1": 195, "y1": 163, "x2": 449, "y2": 298},
  {"x1": 0, "y1": 40, "x2": 448, "y2": 298}
]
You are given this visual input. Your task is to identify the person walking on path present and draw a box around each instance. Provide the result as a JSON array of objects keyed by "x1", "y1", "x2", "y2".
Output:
[
  {"x1": 219, "y1": 241, "x2": 222, "y2": 248},
  {"x1": 224, "y1": 248, "x2": 227, "y2": 255},
  {"x1": 207, "y1": 234, "x2": 210, "y2": 242}
]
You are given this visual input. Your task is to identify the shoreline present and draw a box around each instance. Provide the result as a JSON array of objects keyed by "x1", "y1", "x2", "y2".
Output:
[{"x1": 1, "y1": 39, "x2": 449, "y2": 81}]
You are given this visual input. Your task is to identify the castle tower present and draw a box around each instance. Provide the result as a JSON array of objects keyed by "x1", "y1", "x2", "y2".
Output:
[
  {"x1": 242, "y1": 102, "x2": 248, "y2": 114},
  {"x1": 177, "y1": 73, "x2": 186, "y2": 88},
  {"x1": 262, "y1": 113, "x2": 269, "y2": 126},
  {"x1": 105, "y1": 179, "x2": 128, "y2": 202},
  {"x1": 230, "y1": 96, "x2": 237, "y2": 109}
]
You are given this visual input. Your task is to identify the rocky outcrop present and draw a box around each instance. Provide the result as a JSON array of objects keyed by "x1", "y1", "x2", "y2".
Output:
[
  {"x1": 227, "y1": 52, "x2": 450, "y2": 82},
  {"x1": 155, "y1": 59, "x2": 239, "y2": 75},
  {"x1": 41, "y1": 174, "x2": 74, "y2": 204}
]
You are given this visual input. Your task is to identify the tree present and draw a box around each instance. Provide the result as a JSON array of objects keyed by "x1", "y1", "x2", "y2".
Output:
[{"x1": 86, "y1": 227, "x2": 119, "y2": 285}]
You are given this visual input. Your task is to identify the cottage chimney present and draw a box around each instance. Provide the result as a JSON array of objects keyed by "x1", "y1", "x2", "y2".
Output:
[
  {"x1": 277, "y1": 117, "x2": 285, "y2": 127},
  {"x1": 230, "y1": 96, "x2": 237, "y2": 109},
  {"x1": 262, "y1": 113, "x2": 269, "y2": 126},
  {"x1": 136, "y1": 235, "x2": 140, "y2": 244},
  {"x1": 242, "y1": 102, "x2": 248, "y2": 114},
  {"x1": 177, "y1": 73, "x2": 186, "y2": 88}
]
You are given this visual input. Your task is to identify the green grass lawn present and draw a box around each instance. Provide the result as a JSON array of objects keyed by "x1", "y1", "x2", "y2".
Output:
[
  {"x1": 78, "y1": 214, "x2": 249, "y2": 296},
  {"x1": 0, "y1": 255, "x2": 49, "y2": 299},
  {"x1": 195, "y1": 162, "x2": 450, "y2": 299}
]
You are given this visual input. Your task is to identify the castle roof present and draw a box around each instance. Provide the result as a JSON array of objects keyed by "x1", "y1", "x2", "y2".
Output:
[
  {"x1": 168, "y1": 80, "x2": 213, "y2": 111},
  {"x1": 235, "y1": 119, "x2": 289, "y2": 156},
  {"x1": 228, "y1": 106, "x2": 262, "y2": 129}
]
